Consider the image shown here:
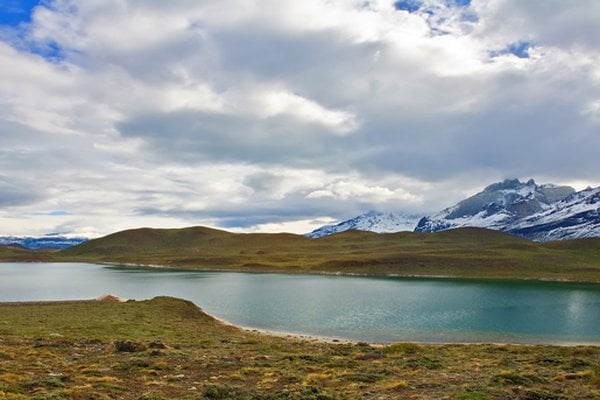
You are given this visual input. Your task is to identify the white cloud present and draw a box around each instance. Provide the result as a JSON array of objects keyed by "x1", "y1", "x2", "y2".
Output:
[
  {"x1": 307, "y1": 179, "x2": 421, "y2": 203},
  {"x1": 258, "y1": 89, "x2": 358, "y2": 134},
  {"x1": 0, "y1": 0, "x2": 598, "y2": 236}
]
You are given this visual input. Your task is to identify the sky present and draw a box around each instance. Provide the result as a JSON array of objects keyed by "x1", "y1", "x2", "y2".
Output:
[{"x1": 0, "y1": 0, "x2": 599, "y2": 238}]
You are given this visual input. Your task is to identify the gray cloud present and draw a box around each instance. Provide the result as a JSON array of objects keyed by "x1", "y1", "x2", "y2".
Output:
[
  {"x1": 0, "y1": 0, "x2": 598, "y2": 236},
  {"x1": 0, "y1": 176, "x2": 45, "y2": 207},
  {"x1": 117, "y1": 111, "x2": 349, "y2": 169},
  {"x1": 475, "y1": 0, "x2": 600, "y2": 49}
]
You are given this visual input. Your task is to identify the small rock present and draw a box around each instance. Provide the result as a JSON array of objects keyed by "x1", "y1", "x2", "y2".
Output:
[
  {"x1": 96, "y1": 294, "x2": 126, "y2": 302},
  {"x1": 114, "y1": 340, "x2": 147, "y2": 353}
]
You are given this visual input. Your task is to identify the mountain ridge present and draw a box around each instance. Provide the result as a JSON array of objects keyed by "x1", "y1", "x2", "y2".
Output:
[
  {"x1": 308, "y1": 178, "x2": 599, "y2": 242},
  {"x1": 0, "y1": 236, "x2": 87, "y2": 250},
  {"x1": 414, "y1": 178, "x2": 577, "y2": 236},
  {"x1": 306, "y1": 210, "x2": 422, "y2": 238}
]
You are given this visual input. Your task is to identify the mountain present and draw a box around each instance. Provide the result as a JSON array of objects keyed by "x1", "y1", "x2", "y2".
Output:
[
  {"x1": 307, "y1": 179, "x2": 593, "y2": 241},
  {"x1": 414, "y1": 179, "x2": 577, "y2": 238},
  {"x1": 306, "y1": 210, "x2": 422, "y2": 238},
  {"x1": 0, "y1": 236, "x2": 87, "y2": 250},
  {"x1": 508, "y1": 186, "x2": 600, "y2": 241}
]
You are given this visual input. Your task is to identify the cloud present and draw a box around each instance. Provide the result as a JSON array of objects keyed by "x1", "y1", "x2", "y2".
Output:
[
  {"x1": 0, "y1": 176, "x2": 45, "y2": 207},
  {"x1": 473, "y1": 0, "x2": 600, "y2": 49},
  {"x1": 0, "y1": 0, "x2": 598, "y2": 236},
  {"x1": 306, "y1": 180, "x2": 420, "y2": 203}
]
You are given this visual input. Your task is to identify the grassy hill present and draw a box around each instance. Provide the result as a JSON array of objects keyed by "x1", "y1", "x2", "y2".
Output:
[
  {"x1": 0, "y1": 245, "x2": 53, "y2": 262},
  {"x1": 50, "y1": 226, "x2": 600, "y2": 282}
]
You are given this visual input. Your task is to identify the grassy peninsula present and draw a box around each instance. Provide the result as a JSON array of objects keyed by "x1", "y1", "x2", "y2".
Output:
[
  {"x1": 6, "y1": 226, "x2": 590, "y2": 282},
  {"x1": 0, "y1": 296, "x2": 598, "y2": 400}
]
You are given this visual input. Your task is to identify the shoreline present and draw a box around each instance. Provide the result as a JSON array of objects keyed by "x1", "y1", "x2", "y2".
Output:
[
  {"x1": 94, "y1": 261, "x2": 600, "y2": 285},
  {"x1": 211, "y1": 314, "x2": 359, "y2": 345},
  {"x1": 2, "y1": 259, "x2": 599, "y2": 284},
  {"x1": 2, "y1": 296, "x2": 597, "y2": 347}
]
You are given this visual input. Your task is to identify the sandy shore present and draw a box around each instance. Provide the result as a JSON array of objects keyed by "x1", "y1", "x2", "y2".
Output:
[{"x1": 210, "y1": 314, "x2": 359, "y2": 345}]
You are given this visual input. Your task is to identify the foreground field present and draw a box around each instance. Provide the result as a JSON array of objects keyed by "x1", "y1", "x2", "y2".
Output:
[{"x1": 0, "y1": 297, "x2": 598, "y2": 399}]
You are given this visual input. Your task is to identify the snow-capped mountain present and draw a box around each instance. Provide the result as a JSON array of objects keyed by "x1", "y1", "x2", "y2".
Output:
[
  {"x1": 306, "y1": 210, "x2": 422, "y2": 238},
  {"x1": 508, "y1": 186, "x2": 600, "y2": 241},
  {"x1": 414, "y1": 179, "x2": 575, "y2": 234},
  {"x1": 307, "y1": 179, "x2": 598, "y2": 241},
  {"x1": 0, "y1": 236, "x2": 87, "y2": 250}
]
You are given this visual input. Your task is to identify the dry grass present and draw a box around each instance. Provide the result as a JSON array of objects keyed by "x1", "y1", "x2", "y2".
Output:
[{"x1": 0, "y1": 297, "x2": 598, "y2": 399}]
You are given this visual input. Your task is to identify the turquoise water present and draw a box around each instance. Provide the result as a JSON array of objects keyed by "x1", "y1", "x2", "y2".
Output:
[{"x1": 1, "y1": 262, "x2": 599, "y2": 344}]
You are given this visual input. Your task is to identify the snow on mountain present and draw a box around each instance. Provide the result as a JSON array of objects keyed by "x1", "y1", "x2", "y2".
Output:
[
  {"x1": 0, "y1": 236, "x2": 87, "y2": 250},
  {"x1": 306, "y1": 210, "x2": 422, "y2": 238},
  {"x1": 414, "y1": 179, "x2": 576, "y2": 235},
  {"x1": 508, "y1": 186, "x2": 600, "y2": 241}
]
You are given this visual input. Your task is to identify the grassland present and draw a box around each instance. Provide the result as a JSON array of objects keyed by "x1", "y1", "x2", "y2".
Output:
[
  {"x1": 0, "y1": 246, "x2": 52, "y2": 262},
  {"x1": 0, "y1": 296, "x2": 598, "y2": 400},
  {"x1": 15, "y1": 226, "x2": 594, "y2": 282}
]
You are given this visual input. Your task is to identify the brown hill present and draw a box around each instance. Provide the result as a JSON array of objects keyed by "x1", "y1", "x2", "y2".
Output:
[{"x1": 55, "y1": 226, "x2": 600, "y2": 282}]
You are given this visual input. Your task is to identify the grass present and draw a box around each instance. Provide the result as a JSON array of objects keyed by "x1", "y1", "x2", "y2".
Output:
[
  {"x1": 0, "y1": 297, "x2": 598, "y2": 399},
  {"x1": 0, "y1": 245, "x2": 53, "y2": 262},
  {"x1": 4, "y1": 226, "x2": 590, "y2": 282}
]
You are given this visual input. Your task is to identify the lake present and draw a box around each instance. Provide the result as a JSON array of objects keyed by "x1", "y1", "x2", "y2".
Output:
[{"x1": 1, "y1": 262, "x2": 599, "y2": 344}]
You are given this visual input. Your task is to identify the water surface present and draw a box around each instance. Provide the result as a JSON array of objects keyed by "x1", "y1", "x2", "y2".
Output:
[{"x1": 1, "y1": 262, "x2": 599, "y2": 344}]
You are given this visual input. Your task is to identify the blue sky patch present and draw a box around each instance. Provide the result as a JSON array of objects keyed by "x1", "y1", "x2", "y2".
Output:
[
  {"x1": 0, "y1": 0, "x2": 67, "y2": 64},
  {"x1": 490, "y1": 41, "x2": 533, "y2": 59},
  {"x1": 31, "y1": 211, "x2": 72, "y2": 217},
  {"x1": 0, "y1": 0, "x2": 41, "y2": 27},
  {"x1": 507, "y1": 41, "x2": 532, "y2": 58},
  {"x1": 446, "y1": 0, "x2": 471, "y2": 7},
  {"x1": 48, "y1": 210, "x2": 71, "y2": 216},
  {"x1": 394, "y1": 0, "x2": 422, "y2": 13},
  {"x1": 32, "y1": 40, "x2": 65, "y2": 61}
]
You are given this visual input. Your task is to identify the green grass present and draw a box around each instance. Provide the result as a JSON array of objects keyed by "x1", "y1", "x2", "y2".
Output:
[
  {"x1": 0, "y1": 297, "x2": 598, "y2": 399},
  {"x1": 3, "y1": 226, "x2": 600, "y2": 281}
]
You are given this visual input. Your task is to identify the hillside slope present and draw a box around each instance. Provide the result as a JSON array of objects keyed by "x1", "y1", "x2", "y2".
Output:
[
  {"x1": 56, "y1": 226, "x2": 600, "y2": 282},
  {"x1": 0, "y1": 245, "x2": 53, "y2": 262}
]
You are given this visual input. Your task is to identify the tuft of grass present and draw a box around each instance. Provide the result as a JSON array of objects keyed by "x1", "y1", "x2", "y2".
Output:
[
  {"x1": 24, "y1": 375, "x2": 68, "y2": 390},
  {"x1": 492, "y1": 371, "x2": 537, "y2": 385},
  {"x1": 518, "y1": 389, "x2": 567, "y2": 400},
  {"x1": 452, "y1": 390, "x2": 492, "y2": 400},
  {"x1": 202, "y1": 384, "x2": 239, "y2": 399},
  {"x1": 405, "y1": 355, "x2": 443, "y2": 370}
]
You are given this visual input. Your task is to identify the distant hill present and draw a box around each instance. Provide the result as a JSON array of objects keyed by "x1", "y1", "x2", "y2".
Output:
[
  {"x1": 0, "y1": 245, "x2": 53, "y2": 261},
  {"x1": 0, "y1": 236, "x2": 87, "y2": 250},
  {"x1": 55, "y1": 225, "x2": 600, "y2": 282}
]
